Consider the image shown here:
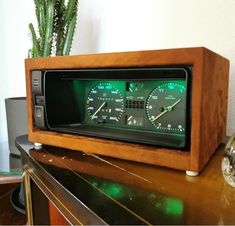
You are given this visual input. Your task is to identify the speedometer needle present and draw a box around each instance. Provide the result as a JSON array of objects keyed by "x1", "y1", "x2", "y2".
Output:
[
  {"x1": 91, "y1": 102, "x2": 106, "y2": 119},
  {"x1": 152, "y1": 99, "x2": 182, "y2": 122}
]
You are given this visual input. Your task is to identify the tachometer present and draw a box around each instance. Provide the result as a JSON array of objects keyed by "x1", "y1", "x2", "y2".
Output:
[{"x1": 146, "y1": 81, "x2": 187, "y2": 134}]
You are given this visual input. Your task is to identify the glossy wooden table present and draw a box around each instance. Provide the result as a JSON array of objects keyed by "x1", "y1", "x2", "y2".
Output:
[{"x1": 16, "y1": 135, "x2": 235, "y2": 225}]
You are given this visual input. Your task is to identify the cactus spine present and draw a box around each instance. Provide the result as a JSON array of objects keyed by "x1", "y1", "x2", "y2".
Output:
[{"x1": 29, "y1": 0, "x2": 78, "y2": 57}]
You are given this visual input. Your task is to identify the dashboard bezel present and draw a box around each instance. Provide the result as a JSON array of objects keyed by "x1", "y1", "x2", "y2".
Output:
[{"x1": 33, "y1": 67, "x2": 192, "y2": 149}]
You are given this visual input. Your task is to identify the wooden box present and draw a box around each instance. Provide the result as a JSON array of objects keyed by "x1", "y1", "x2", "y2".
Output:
[{"x1": 25, "y1": 47, "x2": 229, "y2": 174}]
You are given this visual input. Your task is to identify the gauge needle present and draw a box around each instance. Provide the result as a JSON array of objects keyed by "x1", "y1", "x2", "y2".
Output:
[
  {"x1": 152, "y1": 99, "x2": 182, "y2": 122},
  {"x1": 128, "y1": 116, "x2": 133, "y2": 121},
  {"x1": 91, "y1": 102, "x2": 106, "y2": 119}
]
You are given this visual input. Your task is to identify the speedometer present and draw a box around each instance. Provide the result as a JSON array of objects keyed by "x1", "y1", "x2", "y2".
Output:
[{"x1": 87, "y1": 82, "x2": 124, "y2": 124}]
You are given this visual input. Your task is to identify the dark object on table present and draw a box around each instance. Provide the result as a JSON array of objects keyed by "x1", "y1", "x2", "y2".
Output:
[{"x1": 10, "y1": 183, "x2": 25, "y2": 215}]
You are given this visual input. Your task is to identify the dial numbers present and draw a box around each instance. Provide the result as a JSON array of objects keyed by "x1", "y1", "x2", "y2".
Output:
[
  {"x1": 86, "y1": 80, "x2": 187, "y2": 136},
  {"x1": 87, "y1": 82, "x2": 124, "y2": 124},
  {"x1": 146, "y1": 81, "x2": 187, "y2": 134}
]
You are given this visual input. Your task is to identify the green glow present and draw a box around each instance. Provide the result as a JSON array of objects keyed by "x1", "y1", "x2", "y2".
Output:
[
  {"x1": 92, "y1": 180, "x2": 125, "y2": 199},
  {"x1": 130, "y1": 83, "x2": 135, "y2": 87},
  {"x1": 105, "y1": 84, "x2": 112, "y2": 90},
  {"x1": 155, "y1": 202, "x2": 162, "y2": 209},
  {"x1": 104, "y1": 184, "x2": 123, "y2": 198},
  {"x1": 168, "y1": 85, "x2": 174, "y2": 90},
  {"x1": 72, "y1": 80, "x2": 85, "y2": 101},
  {"x1": 163, "y1": 197, "x2": 184, "y2": 216},
  {"x1": 92, "y1": 182, "x2": 98, "y2": 187},
  {"x1": 73, "y1": 80, "x2": 83, "y2": 93}
]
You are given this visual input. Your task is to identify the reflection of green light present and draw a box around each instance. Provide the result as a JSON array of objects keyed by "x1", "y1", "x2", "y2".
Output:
[
  {"x1": 73, "y1": 81, "x2": 84, "y2": 94},
  {"x1": 92, "y1": 182, "x2": 98, "y2": 187},
  {"x1": 155, "y1": 202, "x2": 162, "y2": 209},
  {"x1": 163, "y1": 198, "x2": 184, "y2": 216},
  {"x1": 92, "y1": 180, "x2": 125, "y2": 199},
  {"x1": 149, "y1": 193, "x2": 184, "y2": 216},
  {"x1": 104, "y1": 184, "x2": 123, "y2": 198},
  {"x1": 72, "y1": 80, "x2": 85, "y2": 104}
]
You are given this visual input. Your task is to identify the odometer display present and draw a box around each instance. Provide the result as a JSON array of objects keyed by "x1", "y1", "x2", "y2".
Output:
[{"x1": 87, "y1": 82, "x2": 124, "y2": 124}]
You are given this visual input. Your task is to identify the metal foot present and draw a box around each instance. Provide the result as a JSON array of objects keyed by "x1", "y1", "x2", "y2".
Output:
[
  {"x1": 34, "y1": 142, "x2": 42, "y2": 150},
  {"x1": 186, "y1": 171, "x2": 199, "y2": 176}
]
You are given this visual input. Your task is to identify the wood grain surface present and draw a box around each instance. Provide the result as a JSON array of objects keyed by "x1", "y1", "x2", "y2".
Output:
[
  {"x1": 25, "y1": 47, "x2": 229, "y2": 173},
  {"x1": 27, "y1": 141, "x2": 235, "y2": 225}
]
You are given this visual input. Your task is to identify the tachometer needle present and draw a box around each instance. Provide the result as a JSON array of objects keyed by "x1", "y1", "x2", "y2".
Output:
[
  {"x1": 91, "y1": 102, "x2": 106, "y2": 119},
  {"x1": 152, "y1": 99, "x2": 181, "y2": 122},
  {"x1": 167, "y1": 99, "x2": 182, "y2": 111}
]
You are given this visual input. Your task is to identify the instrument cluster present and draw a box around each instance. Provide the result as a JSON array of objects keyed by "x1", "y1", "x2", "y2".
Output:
[{"x1": 85, "y1": 80, "x2": 187, "y2": 135}]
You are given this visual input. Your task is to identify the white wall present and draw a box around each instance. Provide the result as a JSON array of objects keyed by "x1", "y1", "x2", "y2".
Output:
[
  {"x1": 1, "y1": 0, "x2": 235, "y2": 143},
  {"x1": 0, "y1": 0, "x2": 35, "y2": 143},
  {"x1": 73, "y1": 0, "x2": 235, "y2": 136}
]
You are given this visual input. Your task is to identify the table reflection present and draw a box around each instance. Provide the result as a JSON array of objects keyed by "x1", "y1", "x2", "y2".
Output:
[
  {"x1": 15, "y1": 134, "x2": 235, "y2": 225},
  {"x1": 28, "y1": 146, "x2": 186, "y2": 225}
]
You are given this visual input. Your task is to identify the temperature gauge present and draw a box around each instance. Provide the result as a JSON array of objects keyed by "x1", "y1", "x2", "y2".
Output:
[{"x1": 127, "y1": 82, "x2": 144, "y2": 92}]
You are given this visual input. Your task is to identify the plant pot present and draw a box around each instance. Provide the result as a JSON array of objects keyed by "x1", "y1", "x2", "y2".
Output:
[{"x1": 5, "y1": 97, "x2": 27, "y2": 156}]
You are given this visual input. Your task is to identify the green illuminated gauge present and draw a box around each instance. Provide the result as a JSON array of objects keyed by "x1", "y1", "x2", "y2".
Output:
[
  {"x1": 127, "y1": 82, "x2": 144, "y2": 92},
  {"x1": 87, "y1": 82, "x2": 124, "y2": 124},
  {"x1": 126, "y1": 116, "x2": 144, "y2": 126},
  {"x1": 146, "y1": 81, "x2": 187, "y2": 134}
]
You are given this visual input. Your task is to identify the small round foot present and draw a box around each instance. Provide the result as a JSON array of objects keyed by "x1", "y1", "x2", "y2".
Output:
[
  {"x1": 186, "y1": 171, "x2": 199, "y2": 177},
  {"x1": 34, "y1": 142, "x2": 42, "y2": 150}
]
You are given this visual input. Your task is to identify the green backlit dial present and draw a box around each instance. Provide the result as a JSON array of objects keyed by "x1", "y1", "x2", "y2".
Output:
[
  {"x1": 87, "y1": 82, "x2": 124, "y2": 124},
  {"x1": 146, "y1": 81, "x2": 186, "y2": 134}
]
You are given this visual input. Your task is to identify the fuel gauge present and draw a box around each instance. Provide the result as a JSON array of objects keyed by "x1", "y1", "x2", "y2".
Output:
[{"x1": 126, "y1": 116, "x2": 144, "y2": 127}]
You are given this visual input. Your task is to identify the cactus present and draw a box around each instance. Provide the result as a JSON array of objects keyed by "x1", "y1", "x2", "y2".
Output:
[{"x1": 29, "y1": 0, "x2": 78, "y2": 57}]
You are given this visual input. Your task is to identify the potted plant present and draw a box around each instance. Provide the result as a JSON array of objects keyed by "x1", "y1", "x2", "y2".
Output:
[
  {"x1": 6, "y1": 0, "x2": 78, "y2": 153},
  {"x1": 29, "y1": 0, "x2": 78, "y2": 57},
  {"x1": 6, "y1": 0, "x2": 78, "y2": 156},
  {"x1": 9, "y1": 0, "x2": 78, "y2": 214}
]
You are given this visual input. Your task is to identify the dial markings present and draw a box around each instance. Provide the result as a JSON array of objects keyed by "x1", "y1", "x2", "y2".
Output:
[
  {"x1": 146, "y1": 81, "x2": 186, "y2": 134},
  {"x1": 87, "y1": 82, "x2": 124, "y2": 124}
]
